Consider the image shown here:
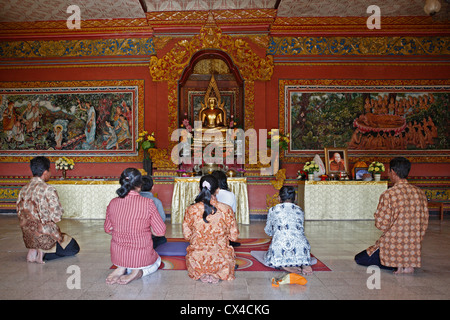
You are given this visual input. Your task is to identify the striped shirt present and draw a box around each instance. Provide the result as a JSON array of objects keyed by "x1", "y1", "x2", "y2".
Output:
[{"x1": 104, "y1": 190, "x2": 166, "y2": 268}]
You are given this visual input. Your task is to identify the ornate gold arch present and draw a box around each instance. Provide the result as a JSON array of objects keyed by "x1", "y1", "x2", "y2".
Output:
[
  {"x1": 149, "y1": 13, "x2": 273, "y2": 82},
  {"x1": 149, "y1": 15, "x2": 273, "y2": 168}
]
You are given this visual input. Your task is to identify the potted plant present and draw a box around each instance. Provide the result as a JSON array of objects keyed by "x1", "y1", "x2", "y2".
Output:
[
  {"x1": 368, "y1": 161, "x2": 385, "y2": 181},
  {"x1": 303, "y1": 160, "x2": 319, "y2": 181},
  {"x1": 136, "y1": 131, "x2": 156, "y2": 174}
]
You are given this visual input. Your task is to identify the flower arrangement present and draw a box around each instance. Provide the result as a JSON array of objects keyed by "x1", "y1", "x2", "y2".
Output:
[
  {"x1": 181, "y1": 117, "x2": 193, "y2": 133},
  {"x1": 303, "y1": 160, "x2": 320, "y2": 174},
  {"x1": 297, "y1": 170, "x2": 307, "y2": 179},
  {"x1": 136, "y1": 131, "x2": 156, "y2": 151},
  {"x1": 368, "y1": 161, "x2": 385, "y2": 174},
  {"x1": 55, "y1": 157, "x2": 74, "y2": 171},
  {"x1": 267, "y1": 130, "x2": 290, "y2": 151}
]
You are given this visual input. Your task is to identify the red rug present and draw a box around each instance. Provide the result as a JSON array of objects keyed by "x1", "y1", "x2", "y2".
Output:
[{"x1": 112, "y1": 238, "x2": 331, "y2": 272}]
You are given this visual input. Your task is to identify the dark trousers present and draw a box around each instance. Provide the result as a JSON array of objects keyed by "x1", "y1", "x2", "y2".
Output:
[
  {"x1": 354, "y1": 248, "x2": 395, "y2": 270},
  {"x1": 152, "y1": 236, "x2": 167, "y2": 249},
  {"x1": 44, "y1": 238, "x2": 80, "y2": 261}
]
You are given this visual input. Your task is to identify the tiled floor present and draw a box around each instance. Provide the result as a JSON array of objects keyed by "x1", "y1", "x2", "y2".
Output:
[{"x1": 0, "y1": 215, "x2": 449, "y2": 300}]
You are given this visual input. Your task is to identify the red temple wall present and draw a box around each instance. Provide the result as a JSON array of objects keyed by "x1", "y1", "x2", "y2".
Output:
[{"x1": 0, "y1": 34, "x2": 448, "y2": 217}]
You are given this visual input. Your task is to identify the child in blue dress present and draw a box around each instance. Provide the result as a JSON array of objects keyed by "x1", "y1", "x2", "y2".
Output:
[{"x1": 264, "y1": 186, "x2": 313, "y2": 275}]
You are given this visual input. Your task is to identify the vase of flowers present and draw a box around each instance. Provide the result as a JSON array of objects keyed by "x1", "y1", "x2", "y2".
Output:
[
  {"x1": 137, "y1": 131, "x2": 156, "y2": 175},
  {"x1": 368, "y1": 161, "x2": 385, "y2": 181},
  {"x1": 55, "y1": 156, "x2": 74, "y2": 179},
  {"x1": 303, "y1": 160, "x2": 319, "y2": 180}
]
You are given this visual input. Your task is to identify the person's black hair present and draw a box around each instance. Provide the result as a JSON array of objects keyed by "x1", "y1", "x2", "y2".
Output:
[
  {"x1": 279, "y1": 186, "x2": 296, "y2": 203},
  {"x1": 117, "y1": 168, "x2": 143, "y2": 198},
  {"x1": 211, "y1": 170, "x2": 229, "y2": 191},
  {"x1": 141, "y1": 175, "x2": 154, "y2": 192},
  {"x1": 195, "y1": 175, "x2": 219, "y2": 223},
  {"x1": 30, "y1": 156, "x2": 50, "y2": 177},
  {"x1": 389, "y1": 157, "x2": 411, "y2": 179}
]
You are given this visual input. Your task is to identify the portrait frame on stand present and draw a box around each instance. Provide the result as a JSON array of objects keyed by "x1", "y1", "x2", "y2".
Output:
[{"x1": 324, "y1": 148, "x2": 349, "y2": 174}]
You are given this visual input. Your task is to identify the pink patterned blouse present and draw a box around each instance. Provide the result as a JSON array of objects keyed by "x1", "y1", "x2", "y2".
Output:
[{"x1": 104, "y1": 190, "x2": 166, "y2": 268}]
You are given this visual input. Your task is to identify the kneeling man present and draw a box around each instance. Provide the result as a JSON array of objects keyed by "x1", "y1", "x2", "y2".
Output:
[
  {"x1": 17, "y1": 156, "x2": 79, "y2": 263},
  {"x1": 355, "y1": 157, "x2": 429, "y2": 274}
]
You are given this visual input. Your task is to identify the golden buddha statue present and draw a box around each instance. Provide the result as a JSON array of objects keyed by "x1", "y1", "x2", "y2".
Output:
[
  {"x1": 192, "y1": 74, "x2": 232, "y2": 151},
  {"x1": 197, "y1": 74, "x2": 227, "y2": 129},
  {"x1": 200, "y1": 97, "x2": 225, "y2": 128}
]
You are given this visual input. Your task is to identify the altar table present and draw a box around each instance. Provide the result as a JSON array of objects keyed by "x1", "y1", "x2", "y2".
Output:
[
  {"x1": 297, "y1": 180, "x2": 388, "y2": 220},
  {"x1": 49, "y1": 180, "x2": 119, "y2": 219},
  {"x1": 171, "y1": 177, "x2": 249, "y2": 224}
]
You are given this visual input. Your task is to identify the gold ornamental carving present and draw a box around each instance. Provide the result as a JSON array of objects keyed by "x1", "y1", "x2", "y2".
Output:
[
  {"x1": 149, "y1": 14, "x2": 273, "y2": 170},
  {"x1": 266, "y1": 169, "x2": 286, "y2": 209},
  {"x1": 149, "y1": 16, "x2": 273, "y2": 82},
  {"x1": 148, "y1": 148, "x2": 173, "y2": 169}
]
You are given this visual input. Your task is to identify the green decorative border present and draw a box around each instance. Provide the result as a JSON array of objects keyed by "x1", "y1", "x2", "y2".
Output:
[
  {"x1": 0, "y1": 38, "x2": 155, "y2": 58},
  {"x1": 4, "y1": 36, "x2": 449, "y2": 59},
  {"x1": 268, "y1": 36, "x2": 450, "y2": 56}
]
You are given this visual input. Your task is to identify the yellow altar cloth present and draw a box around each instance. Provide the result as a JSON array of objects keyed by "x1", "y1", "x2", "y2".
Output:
[
  {"x1": 297, "y1": 180, "x2": 388, "y2": 220},
  {"x1": 49, "y1": 180, "x2": 119, "y2": 219},
  {"x1": 171, "y1": 177, "x2": 249, "y2": 224}
]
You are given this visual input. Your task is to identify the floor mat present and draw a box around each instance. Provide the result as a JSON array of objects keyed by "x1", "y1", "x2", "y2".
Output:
[{"x1": 111, "y1": 238, "x2": 331, "y2": 272}]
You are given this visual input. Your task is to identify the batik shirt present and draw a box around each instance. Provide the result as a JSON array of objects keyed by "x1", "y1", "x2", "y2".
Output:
[
  {"x1": 16, "y1": 177, "x2": 63, "y2": 250},
  {"x1": 183, "y1": 197, "x2": 239, "y2": 281},
  {"x1": 264, "y1": 203, "x2": 311, "y2": 267},
  {"x1": 366, "y1": 180, "x2": 429, "y2": 268}
]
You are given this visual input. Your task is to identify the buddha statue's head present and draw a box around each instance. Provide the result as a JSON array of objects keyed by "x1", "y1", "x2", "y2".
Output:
[{"x1": 208, "y1": 97, "x2": 217, "y2": 109}]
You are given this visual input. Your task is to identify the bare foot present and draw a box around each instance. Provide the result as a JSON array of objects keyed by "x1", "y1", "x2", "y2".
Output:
[
  {"x1": 27, "y1": 249, "x2": 37, "y2": 263},
  {"x1": 393, "y1": 267, "x2": 414, "y2": 274},
  {"x1": 200, "y1": 274, "x2": 210, "y2": 283},
  {"x1": 282, "y1": 266, "x2": 303, "y2": 274},
  {"x1": 301, "y1": 265, "x2": 313, "y2": 275},
  {"x1": 117, "y1": 269, "x2": 143, "y2": 285},
  {"x1": 199, "y1": 274, "x2": 220, "y2": 284},
  {"x1": 106, "y1": 267, "x2": 126, "y2": 284},
  {"x1": 209, "y1": 275, "x2": 220, "y2": 284},
  {"x1": 35, "y1": 249, "x2": 45, "y2": 264},
  {"x1": 27, "y1": 249, "x2": 45, "y2": 264}
]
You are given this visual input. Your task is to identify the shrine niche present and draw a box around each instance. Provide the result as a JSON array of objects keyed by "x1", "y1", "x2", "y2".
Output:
[
  {"x1": 148, "y1": 13, "x2": 273, "y2": 170},
  {"x1": 178, "y1": 50, "x2": 244, "y2": 132},
  {"x1": 177, "y1": 51, "x2": 244, "y2": 172}
]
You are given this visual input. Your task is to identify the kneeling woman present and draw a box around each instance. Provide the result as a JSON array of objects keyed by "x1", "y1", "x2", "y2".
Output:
[
  {"x1": 264, "y1": 186, "x2": 313, "y2": 275},
  {"x1": 104, "y1": 168, "x2": 166, "y2": 285},
  {"x1": 183, "y1": 175, "x2": 239, "y2": 283}
]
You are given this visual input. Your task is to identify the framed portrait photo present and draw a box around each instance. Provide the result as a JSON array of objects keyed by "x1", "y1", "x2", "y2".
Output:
[{"x1": 324, "y1": 148, "x2": 349, "y2": 174}]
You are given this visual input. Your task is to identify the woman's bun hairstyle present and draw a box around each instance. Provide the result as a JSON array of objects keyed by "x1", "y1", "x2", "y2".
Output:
[
  {"x1": 117, "y1": 168, "x2": 143, "y2": 198},
  {"x1": 195, "y1": 175, "x2": 219, "y2": 223},
  {"x1": 279, "y1": 185, "x2": 296, "y2": 203}
]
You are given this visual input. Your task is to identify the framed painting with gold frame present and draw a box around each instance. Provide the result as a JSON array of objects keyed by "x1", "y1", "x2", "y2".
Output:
[{"x1": 0, "y1": 80, "x2": 144, "y2": 162}]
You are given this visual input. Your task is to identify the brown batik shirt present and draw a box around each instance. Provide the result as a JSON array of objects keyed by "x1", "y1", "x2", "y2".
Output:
[
  {"x1": 16, "y1": 177, "x2": 63, "y2": 251},
  {"x1": 366, "y1": 180, "x2": 429, "y2": 268}
]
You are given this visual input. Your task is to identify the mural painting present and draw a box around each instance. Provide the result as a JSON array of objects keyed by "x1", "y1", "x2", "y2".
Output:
[
  {"x1": 0, "y1": 83, "x2": 140, "y2": 157},
  {"x1": 285, "y1": 85, "x2": 449, "y2": 155}
]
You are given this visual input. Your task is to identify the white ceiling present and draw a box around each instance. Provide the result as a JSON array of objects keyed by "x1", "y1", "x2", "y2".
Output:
[{"x1": 0, "y1": 0, "x2": 448, "y2": 22}]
